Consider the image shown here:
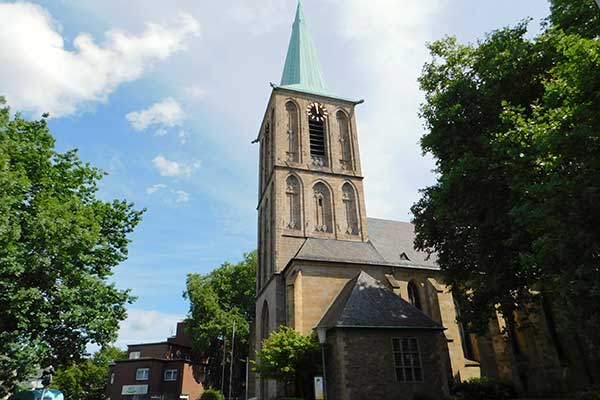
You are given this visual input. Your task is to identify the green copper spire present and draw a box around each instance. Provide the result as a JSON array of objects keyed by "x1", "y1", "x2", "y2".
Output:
[{"x1": 279, "y1": 0, "x2": 328, "y2": 94}]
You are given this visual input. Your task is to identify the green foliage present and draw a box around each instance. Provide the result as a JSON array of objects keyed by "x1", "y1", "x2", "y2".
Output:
[
  {"x1": 575, "y1": 386, "x2": 600, "y2": 400},
  {"x1": 452, "y1": 377, "x2": 517, "y2": 400},
  {"x1": 184, "y1": 251, "x2": 256, "y2": 389},
  {"x1": 253, "y1": 326, "x2": 320, "y2": 396},
  {"x1": 199, "y1": 388, "x2": 225, "y2": 400},
  {"x1": 52, "y1": 346, "x2": 127, "y2": 400},
  {"x1": 0, "y1": 99, "x2": 144, "y2": 396},
  {"x1": 412, "y1": 0, "x2": 600, "y2": 347}
]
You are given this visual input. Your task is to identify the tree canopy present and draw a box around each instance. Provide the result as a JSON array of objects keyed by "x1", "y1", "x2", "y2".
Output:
[
  {"x1": 184, "y1": 251, "x2": 256, "y2": 392},
  {"x1": 253, "y1": 326, "x2": 320, "y2": 398},
  {"x1": 52, "y1": 346, "x2": 127, "y2": 400},
  {"x1": 412, "y1": 0, "x2": 600, "y2": 347},
  {"x1": 0, "y1": 100, "x2": 143, "y2": 396}
]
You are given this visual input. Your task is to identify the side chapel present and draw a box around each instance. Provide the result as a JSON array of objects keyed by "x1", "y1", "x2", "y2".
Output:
[{"x1": 253, "y1": 1, "x2": 592, "y2": 399}]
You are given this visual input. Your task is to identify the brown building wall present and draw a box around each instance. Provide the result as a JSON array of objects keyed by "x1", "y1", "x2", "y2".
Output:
[
  {"x1": 107, "y1": 359, "x2": 202, "y2": 400},
  {"x1": 326, "y1": 328, "x2": 449, "y2": 400}
]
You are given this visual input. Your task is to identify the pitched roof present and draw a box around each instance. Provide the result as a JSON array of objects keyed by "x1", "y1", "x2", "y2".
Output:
[
  {"x1": 367, "y1": 218, "x2": 438, "y2": 268},
  {"x1": 317, "y1": 271, "x2": 444, "y2": 330},
  {"x1": 293, "y1": 218, "x2": 439, "y2": 270}
]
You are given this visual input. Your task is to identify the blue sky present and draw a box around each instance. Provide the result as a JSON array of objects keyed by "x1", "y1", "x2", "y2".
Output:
[{"x1": 0, "y1": 0, "x2": 550, "y2": 347}]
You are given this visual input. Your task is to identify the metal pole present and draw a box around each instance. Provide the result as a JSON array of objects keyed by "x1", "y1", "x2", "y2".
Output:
[
  {"x1": 320, "y1": 343, "x2": 327, "y2": 400},
  {"x1": 228, "y1": 320, "x2": 236, "y2": 400},
  {"x1": 221, "y1": 336, "x2": 227, "y2": 395}
]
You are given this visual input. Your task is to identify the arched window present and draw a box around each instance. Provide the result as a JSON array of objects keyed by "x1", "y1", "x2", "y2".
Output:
[
  {"x1": 313, "y1": 182, "x2": 333, "y2": 233},
  {"x1": 307, "y1": 102, "x2": 328, "y2": 167},
  {"x1": 408, "y1": 281, "x2": 422, "y2": 310},
  {"x1": 286, "y1": 101, "x2": 299, "y2": 162},
  {"x1": 337, "y1": 111, "x2": 353, "y2": 170},
  {"x1": 286, "y1": 176, "x2": 301, "y2": 230},
  {"x1": 342, "y1": 183, "x2": 359, "y2": 235}
]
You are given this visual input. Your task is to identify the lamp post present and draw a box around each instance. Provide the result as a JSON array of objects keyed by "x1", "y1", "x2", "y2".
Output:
[{"x1": 316, "y1": 327, "x2": 328, "y2": 400}]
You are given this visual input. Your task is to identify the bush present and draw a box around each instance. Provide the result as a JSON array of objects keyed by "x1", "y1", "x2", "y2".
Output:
[
  {"x1": 199, "y1": 388, "x2": 224, "y2": 400},
  {"x1": 575, "y1": 386, "x2": 600, "y2": 400},
  {"x1": 452, "y1": 377, "x2": 516, "y2": 400}
]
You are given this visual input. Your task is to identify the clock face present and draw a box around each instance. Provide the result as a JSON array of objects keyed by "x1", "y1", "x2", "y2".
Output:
[{"x1": 306, "y1": 102, "x2": 328, "y2": 122}]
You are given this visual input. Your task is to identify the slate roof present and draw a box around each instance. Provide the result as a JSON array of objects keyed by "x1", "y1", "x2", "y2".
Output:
[
  {"x1": 293, "y1": 218, "x2": 439, "y2": 270},
  {"x1": 317, "y1": 271, "x2": 444, "y2": 330}
]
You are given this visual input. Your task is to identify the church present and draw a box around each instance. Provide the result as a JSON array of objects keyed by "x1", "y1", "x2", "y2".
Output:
[{"x1": 252, "y1": 2, "x2": 592, "y2": 399}]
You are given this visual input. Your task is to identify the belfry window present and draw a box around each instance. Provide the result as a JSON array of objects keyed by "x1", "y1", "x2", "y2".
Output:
[
  {"x1": 313, "y1": 182, "x2": 333, "y2": 233},
  {"x1": 286, "y1": 175, "x2": 301, "y2": 230},
  {"x1": 306, "y1": 102, "x2": 328, "y2": 167},
  {"x1": 342, "y1": 183, "x2": 359, "y2": 235},
  {"x1": 286, "y1": 101, "x2": 300, "y2": 162},
  {"x1": 337, "y1": 111, "x2": 353, "y2": 170},
  {"x1": 408, "y1": 282, "x2": 422, "y2": 310}
]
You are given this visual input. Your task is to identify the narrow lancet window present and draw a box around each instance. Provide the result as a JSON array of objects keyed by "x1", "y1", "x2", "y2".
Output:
[
  {"x1": 337, "y1": 111, "x2": 353, "y2": 170},
  {"x1": 286, "y1": 102, "x2": 300, "y2": 162},
  {"x1": 286, "y1": 176, "x2": 301, "y2": 230},
  {"x1": 408, "y1": 282, "x2": 422, "y2": 310},
  {"x1": 307, "y1": 102, "x2": 328, "y2": 167},
  {"x1": 313, "y1": 182, "x2": 333, "y2": 233},
  {"x1": 342, "y1": 183, "x2": 359, "y2": 235}
]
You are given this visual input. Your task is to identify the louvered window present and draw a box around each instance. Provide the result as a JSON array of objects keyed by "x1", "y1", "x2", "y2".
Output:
[{"x1": 309, "y1": 119, "x2": 326, "y2": 157}]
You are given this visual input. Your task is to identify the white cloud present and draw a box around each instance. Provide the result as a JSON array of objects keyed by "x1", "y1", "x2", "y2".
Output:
[
  {"x1": 115, "y1": 309, "x2": 185, "y2": 348},
  {"x1": 173, "y1": 189, "x2": 189, "y2": 203},
  {"x1": 178, "y1": 130, "x2": 190, "y2": 144},
  {"x1": 126, "y1": 97, "x2": 186, "y2": 132},
  {"x1": 0, "y1": 3, "x2": 200, "y2": 117},
  {"x1": 146, "y1": 183, "x2": 167, "y2": 194},
  {"x1": 183, "y1": 85, "x2": 207, "y2": 98},
  {"x1": 152, "y1": 155, "x2": 201, "y2": 178}
]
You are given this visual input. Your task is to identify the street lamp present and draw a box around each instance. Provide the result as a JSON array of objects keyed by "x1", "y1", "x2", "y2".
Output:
[{"x1": 316, "y1": 327, "x2": 328, "y2": 400}]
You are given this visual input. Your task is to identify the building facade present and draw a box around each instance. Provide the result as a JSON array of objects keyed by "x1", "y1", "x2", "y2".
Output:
[
  {"x1": 253, "y1": 1, "x2": 598, "y2": 399},
  {"x1": 106, "y1": 323, "x2": 203, "y2": 400}
]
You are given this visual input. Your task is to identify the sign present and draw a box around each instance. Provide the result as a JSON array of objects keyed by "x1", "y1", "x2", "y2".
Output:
[
  {"x1": 314, "y1": 376, "x2": 324, "y2": 400},
  {"x1": 121, "y1": 385, "x2": 148, "y2": 395}
]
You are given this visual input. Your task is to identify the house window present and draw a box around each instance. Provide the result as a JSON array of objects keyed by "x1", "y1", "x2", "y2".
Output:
[
  {"x1": 164, "y1": 368, "x2": 178, "y2": 381},
  {"x1": 129, "y1": 351, "x2": 141, "y2": 359},
  {"x1": 136, "y1": 368, "x2": 150, "y2": 381},
  {"x1": 392, "y1": 338, "x2": 423, "y2": 382}
]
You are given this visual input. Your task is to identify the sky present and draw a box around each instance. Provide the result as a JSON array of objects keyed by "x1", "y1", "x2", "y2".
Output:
[{"x1": 0, "y1": 0, "x2": 550, "y2": 348}]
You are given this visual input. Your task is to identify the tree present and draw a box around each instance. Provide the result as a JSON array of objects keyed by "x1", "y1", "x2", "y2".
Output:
[
  {"x1": 52, "y1": 346, "x2": 127, "y2": 400},
  {"x1": 0, "y1": 100, "x2": 144, "y2": 396},
  {"x1": 184, "y1": 251, "x2": 256, "y2": 394},
  {"x1": 412, "y1": 0, "x2": 600, "y2": 349},
  {"x1": 253, "y1": 326, "x2": 320, "y2": 398}
]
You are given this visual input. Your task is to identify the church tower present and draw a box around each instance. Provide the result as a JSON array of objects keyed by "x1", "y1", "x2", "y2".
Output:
[
  {"x1": 254, "y1": 2, "x2": 368, "y2": 396},
  {"x1": 256, "y1": 0, "x2": 368, "y2": 293}
]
